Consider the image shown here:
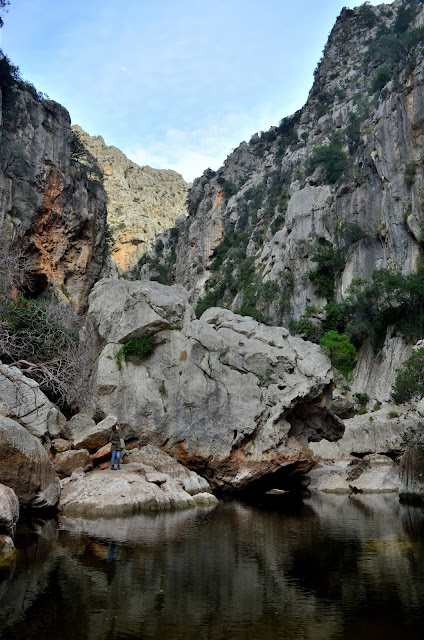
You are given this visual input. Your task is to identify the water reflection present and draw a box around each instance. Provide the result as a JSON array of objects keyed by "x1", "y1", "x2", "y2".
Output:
[{"x1": 0, "y1": 494, "x2": 423, "y2": 639}]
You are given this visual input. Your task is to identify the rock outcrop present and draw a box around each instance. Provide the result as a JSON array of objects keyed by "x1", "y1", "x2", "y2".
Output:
[
  {"x1": 308, "y1": 453, "x2": 400, "y2": 494},
  {"x1": 0, "y1": 362, "x2": 65, "y2": 442},
  {"x1": 0, "y1": 415, "x2": 60, "y2": 509},
  {"x1": 73, "y1": 125, "x2": 189, "y2": 273},
  {"x1": 399, "y1": 448, "x2": 424, "y2": 501},
  {"x1": 59, "y1": 445, "x2": 218, "y2": 517},
  {"x1": 89, "y1": 279, "x2": 343, "y2": 492},
  {"x1": 0, "y1": 76, "x2": 107, "y2": 309},
  {"x1": 310, "y1": 404, "x2": 417, "y2": 459}
]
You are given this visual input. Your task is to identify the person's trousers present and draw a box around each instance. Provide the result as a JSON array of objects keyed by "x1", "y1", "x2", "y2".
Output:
[{"x1": 111, "y1": 450, "x2": 120, "y2": 467}]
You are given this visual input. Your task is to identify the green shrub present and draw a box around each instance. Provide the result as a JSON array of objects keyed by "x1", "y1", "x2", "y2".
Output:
[
  {"x1": 392, "y1": 347, "x2": 424, "y2": 404},
  {"x1": 370, "y1": 66, "x2": 392, "y2": 94},
  {"x1": 308, "y1": 237, "x2": 344, "y2": 299},
  {"x1": 307, "y1": 144, "x2": 349, "y2": 184},
  {"x1": 116, "y1": 335, "x2": 155, "y2": 369},
  {"x1": 405, "y1": 163, "x2": 416, "y2": 187},
  {"x1": 319, "y1": 330, "x2": 357, "y2": 376}
]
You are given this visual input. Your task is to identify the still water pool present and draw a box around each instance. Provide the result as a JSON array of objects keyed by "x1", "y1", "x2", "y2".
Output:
[{"x1": 1, "y1": 492, "x2": 424, "y2": 640}]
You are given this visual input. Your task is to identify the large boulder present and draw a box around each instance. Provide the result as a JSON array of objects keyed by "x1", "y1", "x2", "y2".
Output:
[
  {"x1": 127, "y1": 445, "x2": 211, "y2": 495},
  {"x1": 0, "y1": 534, "x2": 14, "y2": 558},
  {"x1": 0, "y1": 416, "x2": 60, "y2": 509},
  {"x1": 0, "y1": 484, "x2": 19, "y2": 532},
  {"x1": 62, "y1": 414, "x2": 117, "y2": 452},
  {"x1": 53, "y1": 450, "x2": 93, "y2": 477},
  {"x1": 89, "y1": 280, "x2": 343, "y2": 492},
  {"x1": 59, "y1": 464, "x2": 217, "y2": 518},
  {"x1": 0, "y1": 363, "x2": 65, "y2": 441}
]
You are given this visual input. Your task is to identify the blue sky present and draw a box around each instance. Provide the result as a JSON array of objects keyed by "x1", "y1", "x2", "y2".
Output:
[{"x1": 1, "y1": 0, "x2": 387, "y2": 181}]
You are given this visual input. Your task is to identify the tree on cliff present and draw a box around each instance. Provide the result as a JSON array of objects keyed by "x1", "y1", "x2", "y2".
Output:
[{"x1": 0, "y1": 1, "x2": 10, "y2": 28}]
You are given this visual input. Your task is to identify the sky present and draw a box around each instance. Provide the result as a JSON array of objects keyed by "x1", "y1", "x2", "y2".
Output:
[{"x1": 0, "y1": 0, "x2": 389, "y2": 182}]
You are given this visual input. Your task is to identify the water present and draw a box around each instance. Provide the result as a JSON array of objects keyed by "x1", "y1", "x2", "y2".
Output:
[{"x1": 1, "y1": 492, "x2": 424, "y2": 640}]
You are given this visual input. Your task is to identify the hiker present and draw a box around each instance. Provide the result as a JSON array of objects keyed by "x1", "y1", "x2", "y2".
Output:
[{"x1": 110, "y1": 424, "x2": 122, "y2": 470}]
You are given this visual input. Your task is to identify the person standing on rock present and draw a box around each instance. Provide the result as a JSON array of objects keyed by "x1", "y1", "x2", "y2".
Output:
[{"x1": 110, "y1": 425, "x2": 122, "y2": 470}]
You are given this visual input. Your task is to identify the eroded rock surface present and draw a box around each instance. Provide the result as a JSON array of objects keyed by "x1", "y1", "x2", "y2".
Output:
[
  {"x1": 0, "y1": 416, "x2": 60, "y2": 509},
  {"x1": 53, "y1": 449, "x2": 93, "y2": 477},
  {"x1": 0, "y1": 484, "x2": 19, "y2": 532},
  {"x1": 310, "y1": 404, "x2": 416, "y2": 459},
  {"x1": 308, "y1": 454, "x2": 400, "y2": 494},
  {"x1": 0, "y1": 363, "x2": 65, "y2": 441},
  {"x1": 0, "y1": 90, "x2": 107, "y2": 310},
  {"x1": 89, "y1": 279, "x2": 343, "y2": 492}
]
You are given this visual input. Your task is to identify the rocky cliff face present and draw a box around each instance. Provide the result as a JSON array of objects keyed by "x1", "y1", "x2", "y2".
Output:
[
  {"x1": 0, "y1": 65, "x2": 107, "y2": 310},
  {"x1": 73, "y1": 125, "x2": 189, "y2": 273},
  {"x1": 136, "y1": 0, "x2": 424, "y2": 401}
]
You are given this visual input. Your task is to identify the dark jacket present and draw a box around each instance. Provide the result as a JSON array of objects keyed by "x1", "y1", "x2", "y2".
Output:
[{"x1": 110, "y1": 431, "x2": 121, "y2": 451}]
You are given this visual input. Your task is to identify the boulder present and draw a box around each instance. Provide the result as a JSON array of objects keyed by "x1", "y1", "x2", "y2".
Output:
[
  {"x1": 88, "y1": 279, "x2": 193, "y2": 344},
  {"x1": 0, "y1": 416, "x2": 60, "y2": 509},
  {"x1": 0, "y1": 363, "x2": 65, "y2": 440},
  {"x1": 72, "y1": 415, "x2": 117, "y2": 452},
  {"x1": 51, "y1": 438, "x2": 72, "y2": 453},
  {"x1": 308, "y1": 453, "x2": 399, "y2": 494},
  {"x1": 127, "y1": 445, "x2": 211, "y2": 495},
  {"x1": 58, "y1": 466, "x2": 199, "y2": 517},
  {"x1": 193, "y1": 492, "x2": 219, "y2": 506},
  {"x1": 62, "y1": 413, "x2": 117, "y2": 452},
  {"x1": 53, "y1": 450, "x2": 93, "y2": 476},
  {"x1": 0, "y1": 534, "x2": 15, "y2": 558},
  {"x1": 0, "y1": 484, "x2": 19, "y2": 532},
  {"x1": 61, "y1": 413, "x2": 96, "y2": 441},
  {"x1": 91, "y1": 442, "x2": 112, "y2": 462},
  {"x1": 89, "y1": 280, "x2": 342, "y2": 492}
]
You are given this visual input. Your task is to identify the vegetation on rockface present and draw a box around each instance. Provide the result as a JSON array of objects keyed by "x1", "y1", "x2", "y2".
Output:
[
  {"x1": 307, "y1": 144, "x2": 349, "y2": 184},
  {"x1": 0, "y1": 239, "x2": 97, "y2": 411},
  {"x1": 135, "y1": 225, "x2": 181, "y2": 285},
  {"x1": 363, "y1": 1, "x2": 424, "y2": 95},
  {"x1": 0, "y1": 50, "x2": 47, "y2": 121},
  {"x1": 115, "y1": 336, "x2": 156, "y2": 370},
  {"x1": 392, "y1": 348, "x2": 424, "y2": 404},
  {"x1": 70, "y1": 129, "x2": 104, "y2": 184},
  {"x1": 194, "y1": 167, "x2": 293, "y2": 322},
  {"x1": 292, "y1": 265, "x2": 424, "y2": 355},
  {"x1": 319, "y1": 331, "x2": 357, "y2": 377}
]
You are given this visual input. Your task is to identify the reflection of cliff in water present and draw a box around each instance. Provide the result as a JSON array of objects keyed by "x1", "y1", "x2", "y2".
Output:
[{"x1": 0, "y1": 496, "x2": 424, "y2": 640}]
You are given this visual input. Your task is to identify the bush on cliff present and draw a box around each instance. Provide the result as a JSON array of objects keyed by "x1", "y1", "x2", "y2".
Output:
[
  {"x1": 319, "y1": 331, "x2": 357, "y2": 377},
  {"x1": 307, "y1": 144, "x2": 349, "y2": 184},
  {"x1": 392, "y1": 348, "x2": 424, "y2": 404}
]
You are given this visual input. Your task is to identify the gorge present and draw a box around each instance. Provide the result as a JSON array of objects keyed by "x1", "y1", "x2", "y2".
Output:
[{"x1": 1, "y1": 1, "x2": 424, "y2": 636}]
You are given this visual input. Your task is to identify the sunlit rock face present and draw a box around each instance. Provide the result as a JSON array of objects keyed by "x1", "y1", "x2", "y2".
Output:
[
  {"x1": 0, "y1": 89, "x2": 107, "y2": 310},
  {"x1": 89, "y1": 279, "x2": 343, "y2": 492},
  {"x1": 72, "y1": 125, "x2": 189, "y2": 273}
]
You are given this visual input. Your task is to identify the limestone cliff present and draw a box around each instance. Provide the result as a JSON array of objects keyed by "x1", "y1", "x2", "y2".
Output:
[
  {"x1": 0, "y1": 60, "x2": 107, "y2": 310},
  {"x1": 136, "y1": 0, "x2": 424, "y2": 401},
  {"x1": 72, "y1": 125, "x2": 189, "y2": 273}
]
